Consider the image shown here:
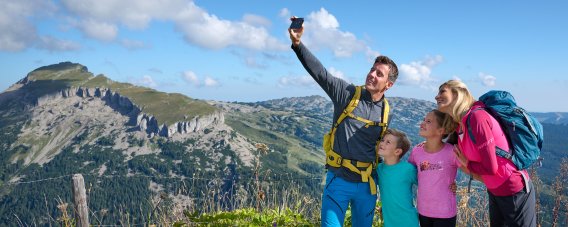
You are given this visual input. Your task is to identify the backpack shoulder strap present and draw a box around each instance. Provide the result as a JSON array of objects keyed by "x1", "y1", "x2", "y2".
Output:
[
  {"x1": 333, "y1": 86, "x2": 362, "y2": 128},
  {"x1": 466, "y1": 107, "x2": 484, "y2": 144},
  {"x1": 466, "y1": 107, "x2": 512, "y2": 160},
  {"x1": 375, "y1": 97, "x2": 390, "y2": 165},
  {"x1": 380, "y1": 97, "x2": 390, "y2": 138}
]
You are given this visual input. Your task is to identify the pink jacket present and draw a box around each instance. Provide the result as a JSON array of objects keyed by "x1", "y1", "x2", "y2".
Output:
[{"x1": 458, "y1": 102, "x2": 526, "y2": 196}]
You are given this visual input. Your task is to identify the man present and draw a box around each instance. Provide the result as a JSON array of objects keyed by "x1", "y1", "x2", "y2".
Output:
[{"x1": 289, "y1": 18, "x2": 399, "y2": 226}]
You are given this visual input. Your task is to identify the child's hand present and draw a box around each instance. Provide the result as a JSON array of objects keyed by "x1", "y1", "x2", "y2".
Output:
[
  {"x1": 450, "y1": 181, "x2": 457, "y2": 194},
  {"x1": 416, "y1": 141, "x2": 426, "y2": 148}
]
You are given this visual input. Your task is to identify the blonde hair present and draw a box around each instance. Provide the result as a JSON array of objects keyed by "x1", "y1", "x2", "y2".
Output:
[{"x1": 439, "y1": 80, "x2": 476, "y2": 123}]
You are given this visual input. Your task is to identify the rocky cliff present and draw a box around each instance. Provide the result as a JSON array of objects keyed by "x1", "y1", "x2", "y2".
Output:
[{"x1": 32, "y1": 86, "x2": 224, "y2": 137}]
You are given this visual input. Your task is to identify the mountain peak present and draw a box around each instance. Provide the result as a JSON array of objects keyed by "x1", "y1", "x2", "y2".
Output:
[
  {"x1": 4, "y1": 62, "x2": 221, "y2": 137},
  {"x1": 32, "y1": 61, "x2": 88, "y2": 73},
  {"x1": 19, "y1": 61, "x2": 92, "y2": 86}
]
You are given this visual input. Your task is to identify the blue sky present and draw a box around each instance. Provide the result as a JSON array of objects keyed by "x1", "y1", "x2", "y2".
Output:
[{"x1": 1, "y1": 0, "x2": 567, "y2": 112}]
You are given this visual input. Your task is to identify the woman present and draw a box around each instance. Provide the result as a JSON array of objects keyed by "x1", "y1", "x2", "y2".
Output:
[{"x1": 435, "y1": 80, "x2": 536, "y2": 227}]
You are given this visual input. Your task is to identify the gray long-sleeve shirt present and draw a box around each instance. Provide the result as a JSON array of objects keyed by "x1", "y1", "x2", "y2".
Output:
[{"x1": 292, "y1": 43, "x2": 389, "y2": 182}]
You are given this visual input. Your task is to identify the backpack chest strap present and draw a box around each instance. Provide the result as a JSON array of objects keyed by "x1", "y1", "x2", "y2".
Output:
[
  {"x1": 346, "y1": 112, "x2": 388, "y2": 128},
  {"x1": 326, "y1": 149, "x2": 377, "y2": 195}
]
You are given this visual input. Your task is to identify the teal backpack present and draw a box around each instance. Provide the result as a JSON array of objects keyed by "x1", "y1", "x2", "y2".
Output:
[{"x1": 466, "y1": 90, "x2": 544, "y2": 170}]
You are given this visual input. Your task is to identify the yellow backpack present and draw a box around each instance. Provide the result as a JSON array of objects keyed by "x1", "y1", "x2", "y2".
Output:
[{"x1": 322, "y1": 86, "x2": 390, "y2": 194}]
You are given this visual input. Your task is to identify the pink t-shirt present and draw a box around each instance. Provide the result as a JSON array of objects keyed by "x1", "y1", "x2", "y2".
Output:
[{"x1": 408, "y1": 143, "x2": 459, "y2": 218}]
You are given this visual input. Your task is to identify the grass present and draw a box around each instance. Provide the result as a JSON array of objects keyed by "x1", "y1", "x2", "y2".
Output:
[
  {"x1": 224, "y1": 104, "x2": 329, "y2": 173},
  {"x1": 225, "y1": 116, "x2": 324, "y2": 174}
]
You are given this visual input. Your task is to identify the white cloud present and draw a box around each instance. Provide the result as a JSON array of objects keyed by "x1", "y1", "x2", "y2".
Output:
[
  {"x1": 3, "y1": 0, "x2": 289, "y2": 54},
  {"x1": 175, "y1": 10, "x2": 287, "y2": 51},
  {"x1": 298, "y1": 8, "x2": 372, "y2": 58},
  {"x1": 310, "y1": 8, "x2": 339, "y2": 29},
  {"x1": 2, "y1": 1, "x2": 376, "y2": 59},
  {"x1": 61, "y1": 0, "x2": 288, "y2": 51},
  {"x1": 279, "y1": 8, "x2": 291, "y2": 19},
  {"x1": 204, "y1": 77, "x2": 220, "y2": 87},
  {"x1": 0, "y1": 22, "x2": 36, "y2": 51},
  {"x1": 79, "y1": 19, "x2": 118, "y2": 42},
  {"x1": 181, "y1": 71, "x2": 220, "y2": 87},
  {"x1": 0, "y1": 0, "x2": 56, "y2": 51},
  {"x1": 479, "y1": 72, "x2": 496, "y2": 87},
  {"x1": 182, "y1": 71, "x2": 199, "y2": 85},
  {"x1": 365, "y1": 48, "x2": 381, "y2": 64},
  {"x1": 61, "y1": 0, "x2": 186, "y2": 29},
  {"x1": 242, "y1": 14, "x2": 271, "y2": 27},
  {"x1": 328, "y1": 67, "x2": 349, "y2": 83},
  {"x1": 278, "y1": 76, "x2": 315, "y2": 87},
  {"x1": 399, "y1": 55, "x2": 444, "y2": 89},
  {"x1": 132, "y1": 75, "x2": 158, "y2": 88}
]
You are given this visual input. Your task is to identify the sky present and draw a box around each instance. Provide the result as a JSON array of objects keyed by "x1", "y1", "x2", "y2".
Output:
[{"x1": 1, "y1": 0, "x2": 567, "y2": 112}]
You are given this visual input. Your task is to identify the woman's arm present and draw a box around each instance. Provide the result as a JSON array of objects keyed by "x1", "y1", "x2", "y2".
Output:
[
  {"x1": 453, "y1": 146, "x2": 483, "y2": 181},
  {"x1": 464, "y1": 110, "x2": 499, "y2": 175},
  {"x1": 458, "y1": 165, "x2": 482, "y2": 181}
]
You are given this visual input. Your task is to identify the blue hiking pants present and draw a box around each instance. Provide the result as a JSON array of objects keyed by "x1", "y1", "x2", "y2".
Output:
[{"x1": 321, "y1": 171, "x2": 377, "y2": 227}]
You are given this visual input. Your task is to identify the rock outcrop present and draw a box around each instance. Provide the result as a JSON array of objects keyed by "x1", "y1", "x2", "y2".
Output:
[{"x1": 35, "y1": 86, "x2": 223, "y2": 137}]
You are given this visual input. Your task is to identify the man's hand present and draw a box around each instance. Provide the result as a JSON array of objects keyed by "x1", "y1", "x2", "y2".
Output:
[{"x1": 288, "y1": 17, "x2": 303, "y2": 46}]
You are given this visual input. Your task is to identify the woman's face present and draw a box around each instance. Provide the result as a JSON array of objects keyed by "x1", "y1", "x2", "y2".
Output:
[{"x1": 435, "y1": 86, "x2": 455, "y2": 114}]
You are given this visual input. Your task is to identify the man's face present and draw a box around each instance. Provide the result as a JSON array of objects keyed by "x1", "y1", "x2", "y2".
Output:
[{"x1": 365, "y1": 62, "x2": 393, "y2": 94}]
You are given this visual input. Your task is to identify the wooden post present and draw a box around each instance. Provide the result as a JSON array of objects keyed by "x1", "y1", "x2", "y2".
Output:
[{"x1": 72, "y1": 174, "x2": 89, "y2": 227}]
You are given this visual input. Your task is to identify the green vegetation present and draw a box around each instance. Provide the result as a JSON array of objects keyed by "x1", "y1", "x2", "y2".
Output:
[
  {"x1": 82, "y1": 74, "x2": 112, "y2": 87},
  {"x1": 183, "y1": 208, "x2": 314, "y2": 226},
  {"x1": 116, "y1": 88, "x2": 216, "y2": 126},
  {"x1": 225, "y1": 105, "x2": 326, "y2": 175}
]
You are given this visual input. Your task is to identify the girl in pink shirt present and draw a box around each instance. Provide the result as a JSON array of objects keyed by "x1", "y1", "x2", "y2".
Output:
[{"x1": 409, "y1": 109, "x2": 462, "y2": 227}]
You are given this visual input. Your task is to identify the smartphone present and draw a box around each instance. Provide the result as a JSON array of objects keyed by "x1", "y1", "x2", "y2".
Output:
[{"x1": 289, "y1": 18, "x2": 304, "y2": 29}]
